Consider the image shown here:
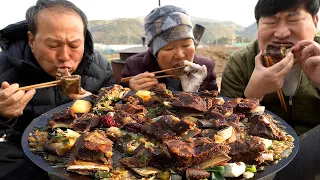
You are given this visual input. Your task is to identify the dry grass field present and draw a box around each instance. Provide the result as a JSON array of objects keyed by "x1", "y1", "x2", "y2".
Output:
[{"x1": 196, "y1": 45, "x2": 240, "y2": 90}]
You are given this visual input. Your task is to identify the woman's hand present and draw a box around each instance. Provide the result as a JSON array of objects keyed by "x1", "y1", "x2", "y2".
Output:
[
  {"x1": 244, "y1": 51, "x2": 294, "y2": 100},
  {"x1": 129, "y1": 72, "x2": 158, "y2": 91},
  {"x1": 292, "y1": 40, "x2": 320, "y2": 89},
  {"x1": 0, "y1": 81, "x2": 36, "y2": 118}
]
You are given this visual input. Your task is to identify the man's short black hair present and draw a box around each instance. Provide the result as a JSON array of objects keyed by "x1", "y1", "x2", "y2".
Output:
[
  {"x1": 255, "y1": 0, "x2": 320, "y2": 23},
  {"x1": 26, "y1": 0, "x2": 88, "y2": 37}
]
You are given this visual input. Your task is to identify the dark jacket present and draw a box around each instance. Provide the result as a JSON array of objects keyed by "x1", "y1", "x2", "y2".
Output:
[
  {"x1": 121, "y1": 50, "x2": 218, "y2": 91},
  {"x1": 220, "y1": 40, "x2": 320, "y2": 135},
  {"x1": 0, "y1": 21, "x2": 114, "y2": 142}
]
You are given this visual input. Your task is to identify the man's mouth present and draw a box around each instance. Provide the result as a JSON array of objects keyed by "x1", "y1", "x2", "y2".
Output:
[
  {"x1": 273, "y1": 41, "x2": 294, "y2": 46},
  {"x1": 59, "y1": 66, "x2": 71, "y2": 69}
]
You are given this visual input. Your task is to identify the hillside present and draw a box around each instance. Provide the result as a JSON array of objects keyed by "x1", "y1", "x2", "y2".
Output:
[
  {"x1": 237, "y1": 22, "x2": 258, "y2": 41},
  {"x1": 191, "y1": 17, "x2": 245, "y2": 45},
  {"x1": 88, "y1": 18, "x2": 145, "y2": 44},
  {"x1": 88, "y1": 17, "x2": 257, "y2": 45},
  {"x1": 196, "y1": 45, "x2": 240, "y2": 89}
]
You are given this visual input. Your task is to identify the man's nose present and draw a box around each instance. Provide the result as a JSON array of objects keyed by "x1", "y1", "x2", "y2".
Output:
[
  {"x1": 274, "y1": 22, "x2": 291, "y2": 39},
  {"x1": 58, "y1": 45, "x2": 71, "y2": 61}
]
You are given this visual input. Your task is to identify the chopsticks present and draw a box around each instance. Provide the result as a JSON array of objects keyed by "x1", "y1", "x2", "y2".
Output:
[
  {"x1": 17, "y1": 80, "x2": 61, "y2": 91},
  {"x1": 121, "y1": 66, "x2": 184, "y2": 83},
  {"x1": 264, "y1": 56, "x2": 287, "y2": 112}
]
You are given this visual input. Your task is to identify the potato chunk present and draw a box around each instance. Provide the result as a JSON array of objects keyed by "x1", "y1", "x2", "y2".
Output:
[{"x1": 70, "y1": 100, "x2": 92, "y2": 113}]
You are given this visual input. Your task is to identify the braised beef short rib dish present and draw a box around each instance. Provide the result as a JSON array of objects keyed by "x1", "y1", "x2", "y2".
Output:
[
  {"x1": 28, "y1": 83, "x2": 295, "y2": 179},
  {"x1": 66, "y1": 130, "x2": 113, "y2": 175},
  {"x1": 262, "y1": 44, "x2": 293, "y2": 65}
]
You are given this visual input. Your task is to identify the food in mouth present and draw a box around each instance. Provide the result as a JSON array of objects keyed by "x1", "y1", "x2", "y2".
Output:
[
  {"x1": 262, "y1": 44, "x2": 293, "y2": 65},
  {"x1": 173, "y1": 61, "x2": 186, "y2": 76},
  {"x1": 56, "y1": 68, "x2": 81, "y2": 95},
  {"x1": 56, "y1": 68, "x2": 71, "y2": 80}
]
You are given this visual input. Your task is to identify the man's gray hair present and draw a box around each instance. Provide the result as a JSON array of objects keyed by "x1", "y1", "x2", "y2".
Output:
[{"x1": 25, "y1": 0, "x2": 88, "y2": 37}]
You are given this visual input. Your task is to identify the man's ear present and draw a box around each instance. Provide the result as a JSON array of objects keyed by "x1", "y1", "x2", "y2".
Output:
[
  {"x1": 27, "y1": 31, "x2": 35, "y2": 52},
  {"x1": 314, "y1": 14, "x2": 318, "y2": 29}
]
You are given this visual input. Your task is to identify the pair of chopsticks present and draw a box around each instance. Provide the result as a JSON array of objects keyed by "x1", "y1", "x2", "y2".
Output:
[
  {"x1": 121, "y1": 66, "x2": 184, "y2": 83},
  {"x1": 17, "y1": 80, "x2": 61, "y2": 91},
  {"x1": 264, "y1": 56, "x2": 287, "y2": 111}
]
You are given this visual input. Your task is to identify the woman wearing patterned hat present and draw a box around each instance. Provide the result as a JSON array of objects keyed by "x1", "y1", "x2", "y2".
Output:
[{"x1": 121, "y1": 5, "x2": 218, "y2": 92}]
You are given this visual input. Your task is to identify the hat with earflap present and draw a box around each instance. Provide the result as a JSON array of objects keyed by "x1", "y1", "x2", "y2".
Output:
[{"x1": 143, "y1": 5, "x2": 194, "y2": 56}]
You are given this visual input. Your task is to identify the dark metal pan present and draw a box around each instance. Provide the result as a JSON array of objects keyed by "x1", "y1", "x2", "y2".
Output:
[{"x1": 21, "y1": 98, "x2": 299, "y2": 180}]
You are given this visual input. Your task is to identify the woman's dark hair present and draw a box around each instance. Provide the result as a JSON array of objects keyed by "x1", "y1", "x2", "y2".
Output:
[
  {"x1": 26, "y1": 0, "x2": 88, "y2": 37},
  {"x1": 255, "y1": 0, "x2": 320, "y2": 23}
]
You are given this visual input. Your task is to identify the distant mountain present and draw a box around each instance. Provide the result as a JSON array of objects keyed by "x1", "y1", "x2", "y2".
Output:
[
  {"x1": 88, "y1": 18, "x2": 145, "y2": 45},
  {"x1": 237, "y1": 22, "x2": 258, "y2": 41},
  {"x1": 88, "y1": 17, "x2": 257, "y2": 45},
  {"x1": 190, "y1": 17, "x2": 245, "y2": 45}
]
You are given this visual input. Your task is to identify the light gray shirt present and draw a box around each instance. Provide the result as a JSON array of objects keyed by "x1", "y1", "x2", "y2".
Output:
[{"x1": 282, "y1": 64, "x2": 301, "y2": 96}]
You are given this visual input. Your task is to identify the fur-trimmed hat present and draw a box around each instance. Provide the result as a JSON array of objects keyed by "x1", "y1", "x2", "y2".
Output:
[{"x1": 143, "y1": 5, "x2": 194, "y2": 56}]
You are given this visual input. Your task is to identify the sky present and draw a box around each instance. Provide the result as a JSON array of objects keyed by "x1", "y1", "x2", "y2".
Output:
[{"x1": 0, "y1": 0, "x2": 258, "y2": 29}]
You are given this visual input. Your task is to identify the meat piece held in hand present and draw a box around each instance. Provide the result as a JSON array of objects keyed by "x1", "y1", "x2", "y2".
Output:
[
  {"x1": 56, "y1": 68, "x2": 81, "y2": 95},
  {"x1": 173, "y1": 61, "x2": 186, "y2": 76},
  {"x1": 61, "y1": 75, "x2": 81, "y2": 95},
  {"x1": 262, "y1": 44, "x2": 293, "y2": 65}
]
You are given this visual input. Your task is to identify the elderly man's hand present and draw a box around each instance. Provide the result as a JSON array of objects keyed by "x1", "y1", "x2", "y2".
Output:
[
  {"x1": 129, "y1": 72, "x2": 159, "y2": 91},
  {"x1": 0, "y1": 82, "x2": 36, "y2": 118},
  {"x1": 68, "y1": 88, "x2": 92, "y2": 100},
  {"x1": 244, "y1": 51, "x2": 294, "y2": 100},
  {"x1": 292, "y1": 40, "x2": 320, "y2": 89},
  {"x1": 179, "y1": 60, "x2": 207, "y2": 92}
]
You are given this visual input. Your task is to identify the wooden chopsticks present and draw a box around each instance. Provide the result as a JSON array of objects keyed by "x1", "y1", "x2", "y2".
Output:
[
  {"x1": 17, "y1": 80, "x2": 61, "y2": 91},
  {"x1": 121, "y1": 66, "x2": 184, "y2": 83},
  {"x1": 264, "y1": 56, "x2": 287, "y2": 111}
]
